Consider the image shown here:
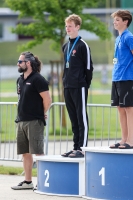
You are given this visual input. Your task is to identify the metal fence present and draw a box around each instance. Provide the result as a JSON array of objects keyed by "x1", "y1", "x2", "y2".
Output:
[{"x1": 0, "y1": 102, "x2": 120, "y2": 162}]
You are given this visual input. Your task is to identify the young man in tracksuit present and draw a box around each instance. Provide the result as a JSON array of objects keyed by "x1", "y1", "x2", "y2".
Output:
[{"x1": 61, "y1": 14, "x2": 93, "y2": 158}]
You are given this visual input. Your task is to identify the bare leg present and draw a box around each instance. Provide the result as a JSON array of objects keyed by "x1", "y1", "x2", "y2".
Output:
[
  {"x1": 23, "y1": 153, "x2": 33, "y2": 181},
  {"x1": 110, "y1": 106, "x2": 127, "y2": 148},
  {"x1": 124, "y1": 107, "x2": 133, "y2": 146},
  {"x1": 117, "y1": 106, "x2": 128, "y2": 143}
]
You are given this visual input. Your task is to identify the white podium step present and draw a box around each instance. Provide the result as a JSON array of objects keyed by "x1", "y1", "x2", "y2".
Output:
[
  {"x1": 82, "y1": 146, "x2": 133, "y2": 200},
  {"x1": 34, "y1": 155, "x2": 85, "y2": 196}
]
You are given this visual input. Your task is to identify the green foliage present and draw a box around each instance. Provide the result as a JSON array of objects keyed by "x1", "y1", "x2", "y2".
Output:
[
  {"x1": 6, "y1": 0, "x2": 111, "y2": 55},
  {"x1": 0, "y1": 0, "x2": 7, "y2": 7}
]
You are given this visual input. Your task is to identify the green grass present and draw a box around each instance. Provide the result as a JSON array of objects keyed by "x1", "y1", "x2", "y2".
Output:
[
  {"x1": 88, "y1": 93, "x2": 111, "y2": 104},
  {"x1": 0, "y1": 165, "x2": 37, "y2": 176},
  {"x1": 0, "y1": 75, "x2": 112, "y2": 103},
  {"x1": 0, "y1": 93, "x2": 119, "y2": 142},
  {"x1": 0, "y1": 39, "x2": 114, "y2": 65},
  {"x1": 0, "y1": 40, "x2": 60, "y2": 65},
  {"x1": 0, "y1": 97, "x2": 18, "y2": 102},
  {"x1": 87, "y1": 39, "x2": 114, "y2": 64},
  {"x1": 1, "y1": 80, "x2": 17, "y2": 93},
  {"x1": 0, "y1": 77, "x2": 120, "y2": 142}
]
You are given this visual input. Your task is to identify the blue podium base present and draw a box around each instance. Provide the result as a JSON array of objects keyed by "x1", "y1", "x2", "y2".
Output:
[
  {"x1": 34, "y1": 190, "x2": 81, "y2": 197},
  {"x1": 34, "y1": 155, "x2": 85, "y2": 197},
  {"x1": 82, "y1": 146, "x2": 133, "y2": 200}
]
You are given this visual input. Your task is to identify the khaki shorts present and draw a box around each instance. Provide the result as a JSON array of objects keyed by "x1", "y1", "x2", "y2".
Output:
[{"x1": 16, "y1": 120, "x2": 44, "y2": 155}]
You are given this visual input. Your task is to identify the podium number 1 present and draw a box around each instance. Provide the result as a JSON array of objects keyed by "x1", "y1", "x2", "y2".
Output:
[{"x1": 99, "y1": 167, "x2": 105, "y2": 186}]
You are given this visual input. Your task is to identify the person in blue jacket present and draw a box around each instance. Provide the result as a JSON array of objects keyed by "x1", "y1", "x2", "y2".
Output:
[{"x1": 110, "y1": 10, "x2": 133, "y2": 149}]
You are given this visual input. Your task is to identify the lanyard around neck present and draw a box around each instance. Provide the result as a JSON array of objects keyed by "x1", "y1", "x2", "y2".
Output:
[
  {"x1": 114, "y1": 29, "x2": 128, "y2": 57},
  {"x1": 114, "y1": 36, "x2": 121, "y2": 57},
  {"x1": 66, "y1": 36, "x2": 80, "y2": 62}
]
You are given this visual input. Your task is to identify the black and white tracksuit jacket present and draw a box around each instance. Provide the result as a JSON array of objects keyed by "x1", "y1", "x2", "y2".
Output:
[{"x1": 62, "y1": 36, "x2": 93, "y2": 150}]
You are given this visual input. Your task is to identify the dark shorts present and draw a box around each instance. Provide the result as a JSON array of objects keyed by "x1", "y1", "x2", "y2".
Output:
[
  {"x1": 16, "y1": 120, "x2": 44, "y2": 155},
  {"x1": 111, "y1": 81, "x2": 133, "y2": 107}
]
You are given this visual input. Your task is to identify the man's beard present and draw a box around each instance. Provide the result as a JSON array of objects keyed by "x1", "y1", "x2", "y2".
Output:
[{"x1": 18, "y1": 66, "x2": 28, "y2": 73}]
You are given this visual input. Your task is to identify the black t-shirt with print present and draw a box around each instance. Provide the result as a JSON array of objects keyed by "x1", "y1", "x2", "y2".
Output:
[{"x1": 16, "y1": 72, "x2": 49, "y2": 126}]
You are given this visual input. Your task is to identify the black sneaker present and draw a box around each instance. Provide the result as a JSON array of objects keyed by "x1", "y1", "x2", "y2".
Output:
[
  {"x1": 33, "y1": 184, "x2": 37, "y2": 191},
  {"x1": 11, "y1": 181, "x2": 34, "y2": 190}
]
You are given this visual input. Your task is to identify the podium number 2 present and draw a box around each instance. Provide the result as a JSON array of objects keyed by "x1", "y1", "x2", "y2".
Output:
[
  {"x1": 44, "y1": 170, "x2": 49, "y2": 187},
  {"x1": 99, "y1": 167, "x2": 105, "y2": 186}
]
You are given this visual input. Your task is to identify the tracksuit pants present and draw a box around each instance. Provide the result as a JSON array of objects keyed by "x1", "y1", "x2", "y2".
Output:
[{"x1": 64, "y1": 87, "x2": 88, "y2": 151}]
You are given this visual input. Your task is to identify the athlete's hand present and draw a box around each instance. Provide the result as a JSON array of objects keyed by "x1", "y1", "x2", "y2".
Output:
[{"x1": 44, "y1": 114, "x2": 47, "y2": 119}]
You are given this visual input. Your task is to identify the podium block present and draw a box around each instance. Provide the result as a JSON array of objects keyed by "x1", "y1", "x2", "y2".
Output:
[
  {"x1": 82, "y1": 146, "x2": 133, "y2": 200},
  {"x1": 34, "y1": 155, "x2": 84, "y2": 196}
]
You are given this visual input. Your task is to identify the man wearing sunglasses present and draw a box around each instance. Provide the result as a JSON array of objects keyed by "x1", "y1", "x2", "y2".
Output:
[{"x1": 11, "y1": 52, "x2": 51, "y2": 190}]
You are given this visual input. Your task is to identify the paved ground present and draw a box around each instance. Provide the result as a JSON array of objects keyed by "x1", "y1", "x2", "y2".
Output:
[
  {"x1": 0, "y1": 174, "x2": 84, "y2": 200},
  {"x1": 0, "y1": 141, "x2": 113, "y2": 200}
]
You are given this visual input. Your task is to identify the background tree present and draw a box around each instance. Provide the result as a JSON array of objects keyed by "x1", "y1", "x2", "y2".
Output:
[
  {"x1": 6, "y1": 0, "x2": 112, "y2": 128},
  {"x1": 0, "y1": 0, "x2": 7, "y2": 7},
  {"x1": 6, "y1": 0, "x2": 111, "y2": 59}
]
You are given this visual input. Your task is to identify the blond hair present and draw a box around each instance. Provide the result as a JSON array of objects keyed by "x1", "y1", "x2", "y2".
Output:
[
  {"x1": 111, "y1": 10, "x2": 132, "y2": 27},
  {"x1": 65, "y1": 14, "x2": 82, "y2": 26}
]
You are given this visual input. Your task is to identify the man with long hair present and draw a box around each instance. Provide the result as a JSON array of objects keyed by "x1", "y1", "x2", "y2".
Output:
[{"x1": 11, "y1": 52, "x2": 51, "y2": 189}]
